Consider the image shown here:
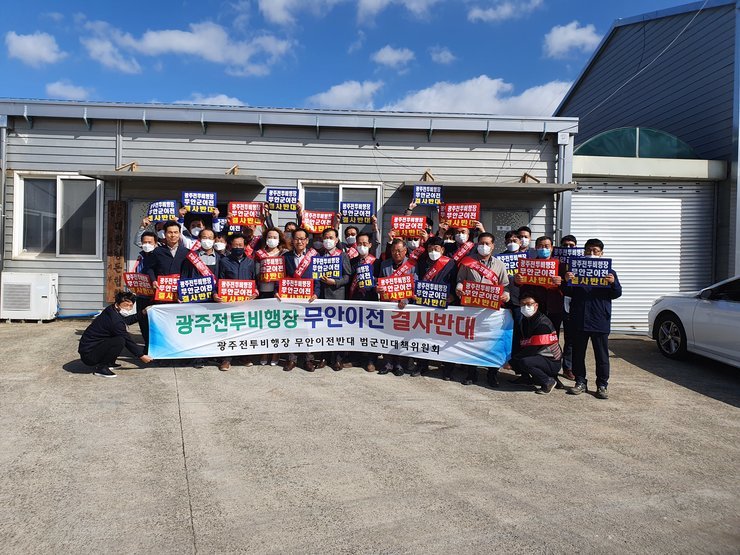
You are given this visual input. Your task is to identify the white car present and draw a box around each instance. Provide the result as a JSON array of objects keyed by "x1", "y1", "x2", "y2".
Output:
[{"x1": 648, "y1": 276, "x2": 740, "y2": 368}]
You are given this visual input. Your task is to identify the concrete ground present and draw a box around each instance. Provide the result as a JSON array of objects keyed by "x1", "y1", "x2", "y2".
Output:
[{"x1": 0, "y1": 321, "x2": 738, "y2": 555}]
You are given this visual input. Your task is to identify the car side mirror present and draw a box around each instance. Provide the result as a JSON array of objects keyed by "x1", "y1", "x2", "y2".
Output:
[{"x1": 700, "y1": 289, "x2": 713, "y2": 300}]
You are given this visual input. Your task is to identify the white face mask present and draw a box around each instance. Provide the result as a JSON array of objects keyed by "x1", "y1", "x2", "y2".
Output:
[
  {"x1": 357, "y1": 245, "x2": 370, "y2": 256},
  {"x1": 506, "y1": 242, "x2": 519, "y2": 252},
  {"x1": 266, "y1": 238, "x2": 279, "y2": 249},
  {"x1": 313, "y1": 240, "x2": 323, "y2": 250},
  {"x1": 477, "y1": 244, "x2": 492, "y2": 256},
  {"x1": 214, "y1": 242, "x2": 226, "y2": 252},
  {"x1": 141, "y1": 243, "x2": 156, "y2": 253},
  {"x1": 118, "y1": 306, "x2": 136, "y2": 317},
  {"x1": 200, "y1": 239, "x2": 214, "y2": 250},
  {"x1": 443, "y1": 239, "x2": 455, "y2": 244},
  {"x1": 455, "y1": 233, "x2": 468, "y2": 244},
  {"x1": 407, "y1": 239, "x2": 420, "y2": 250},
  {"x1": 521, "y1": 305, "x2": 537, "y2": 318},
  {"x1": 586, "y1": 254, "x2": 601, "y2": 258},
  {"x1": 345, "y1": 235, "x2": 357, "y2": 245},
  {"x1": 190, "y1": 227, "x2": 202, "y2": 237},
  {"x1": 521, "y1": 237, "x2": 530, "y2": 248},
  {"x1": 428, "y1": 250, "x2": 442, "y2": 261},
  {"x1": 157, "y1": 230, "x2": 165, "y2": 240},
  {"x1": 323, "y1": 238, "x2": 336, "y2": 251}
]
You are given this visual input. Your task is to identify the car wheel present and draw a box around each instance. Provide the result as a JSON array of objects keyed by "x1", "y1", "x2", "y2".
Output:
[{"x1": 655, "y1": 312, "x2": 688, "y2": 359}]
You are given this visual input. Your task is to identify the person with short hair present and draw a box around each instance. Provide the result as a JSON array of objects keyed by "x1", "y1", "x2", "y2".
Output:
[
  {"x1": 134, "y1": 230, "x2": 158, "y2": 353},
  {"x1": 254, "y1": 227, "x2": 288, "y2": 366},
  {"x1": 516, "y1": 226, "x2": 536, "y2": 256},
  {"x1": 563, "y1": 238, "x2": 622, "y2": 399},
  {"x1": 348, "y1": 231, "x2": 381, "y2": 371},
  {"x1": 559, "y1": 234, "x2": 578, "y2": 381},
  {"x1": 147, "y1": 220, "x2": 190, "y2": 293},
  {"x1": 78, "y1": 291, "x2": 154, "y2": 377}
]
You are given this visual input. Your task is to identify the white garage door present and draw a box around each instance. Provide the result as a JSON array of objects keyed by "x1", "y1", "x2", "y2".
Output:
[{"x1": 570, "y1": 182, "x2": 715, "y2": 332}]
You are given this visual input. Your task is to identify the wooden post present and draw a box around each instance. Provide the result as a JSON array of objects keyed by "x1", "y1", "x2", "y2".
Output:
[{"x1": 105, "y1": 200, "x2": 127, "y2": 303}]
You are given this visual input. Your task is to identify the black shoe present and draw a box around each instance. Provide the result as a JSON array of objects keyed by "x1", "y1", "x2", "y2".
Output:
[
  {"x1": 93, "y1": 366, "x2": 117, "y2": 378},
  {"x1": 378, "y1": 363, "x2": 391, "y2": 375},
  {"x1": 462, "y1": 368, "x2": 476, "y2": 385},
  {"x1": 442, "y1": 365, "x2": 453, "y2": 381},
  {"x1": 554, "y1": 378, "x2": 566, "y2": 390},
  {"x1": 568, "y1": 382, "x2": 587, "y2": 395},
  {"x1": 595, "y1": 386, "x2": 609, "y2": 399},
  {"x1": 393, "y1": 364, "x2": 405, "y2": 377},
  {"x1": 109, "y1": 363, "x2": 122, "y2": 368},
  {"x1": 535, "y1": 380, "x2": 557, "y2": 395},
  {"x1": 486, "y1": 368, "x2": 499, "y2": 388}
]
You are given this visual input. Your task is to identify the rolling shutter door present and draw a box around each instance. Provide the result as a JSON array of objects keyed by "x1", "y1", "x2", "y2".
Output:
[{"x1": 570, "y1": 182, "x2": 715, "y2": 332}]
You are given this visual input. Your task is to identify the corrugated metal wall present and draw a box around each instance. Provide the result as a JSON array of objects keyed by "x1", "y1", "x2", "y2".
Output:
[{"x1": 570, "y1": 181, "x2": 715, "y2": 331}]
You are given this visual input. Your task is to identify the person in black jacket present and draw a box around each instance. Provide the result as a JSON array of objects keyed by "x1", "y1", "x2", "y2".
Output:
[
  {"x1": 562, "y1": 238, "x2": 623, "y2": 399},
  {"x1": 509, "y1": 294, "x2": 563, "y2": 395},
  {"x1": 134, "y1": 231, "x2": 158, "y2": 354},
  {"x1": 78, "y1": 291, "x2": 154, "y2": 377},
  {"x1": 146, "y1": 220, "x2": 190, "y2": 290}
]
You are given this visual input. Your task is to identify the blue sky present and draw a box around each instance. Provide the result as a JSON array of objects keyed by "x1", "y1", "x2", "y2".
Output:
[{"x1": 2, "y1": 0, "x2": 686, "y2": 115}]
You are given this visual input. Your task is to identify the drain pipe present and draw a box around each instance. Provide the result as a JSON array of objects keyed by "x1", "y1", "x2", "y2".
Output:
[{"x1": 0, "y1": 115, "x2": 7, "y2": 274}]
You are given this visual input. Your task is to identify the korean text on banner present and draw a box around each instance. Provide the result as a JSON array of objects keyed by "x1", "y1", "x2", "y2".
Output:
[
  {"x1": 259, "y1": 257, "x2": 285, "y2": 282},
  {"x1": 278, "y1": 278, "x2": 314, "y2": 300},
  {"x1": 218, "y1": 279, "x2": 257, "y2": 302},
  {"x1": 459, "y1": 280, "x2": 504, "y2": 310},
  {"x1": 377, "y1": 274, "x2": 414, "y2": 301},
  {"x1": 182, "y1": 192, "x2": 216, "y2": 214},
  {"x1": 568, "y1": 257, "x2": 613, "y2": 287},
  {"x1": 495, "y1": 252, "x2": 528, "y2": 275},
  {"x1": 439, "y1": 203, "x2": 480, "y2": 228},
  {"x1": 355, "y1": 264, "x2": 375, "y2": 290},
  {"x1": 517, "y1": 258, "x2": 560, "y2": 289},
  {"x1": 311, "y1": 256, "x2": 342, "y2": 280},
  {"x1": 229, "y1": 202, "x2": 264, "y2": 226},
  {"x1": 414, "y1": 280, "x2": 449, "y2": 308},
  {"x1": 266, "y1": 188, "x2": 298, "y2": 211},
  {"x1": 124, "y1": 272, "x2": 154, "y2": 297},
  {"x1": 552, "y1": 247, "x2": 585, "y2": 271},
  {"x1": 412, "y1": 184, "x2": 442, "y2": 205},
  {"x1": 154, "y1": 274, "x2": 180, "y2": 302},
  {"x1": 302, "y1": 211, "x2": 335, "y2": 233},
  {"x1": 148, "y1": 201, "x2": 177, "y2": 222},
  {"x1": 339, "y1": 202, "x2": 374, "y2": 225},
  {"x1": 390, "y1": 215, "x2": 426, "y2": 238},
  {"x1": 178, "y1": 276, "x2": 216, "y2": 303},
  {"x1": 148, "y1": 298, "x2": 513, "y2": 368}
]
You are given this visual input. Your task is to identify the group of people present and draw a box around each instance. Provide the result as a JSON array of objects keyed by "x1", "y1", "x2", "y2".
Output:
[{"x1": 79, "y1": 200, "x2": 622, "y2": 399}]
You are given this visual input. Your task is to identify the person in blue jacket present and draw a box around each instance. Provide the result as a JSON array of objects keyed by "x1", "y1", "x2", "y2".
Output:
[{"x1": 561, "y1": 238, "x2": 622, "y2": 399}]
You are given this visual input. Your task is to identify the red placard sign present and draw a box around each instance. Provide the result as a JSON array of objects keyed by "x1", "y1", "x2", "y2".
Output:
[
  {"x1": 459, "y1": 280, "x2": 504, "y2": 310},
  {"x1": 517, "y1": 258, "x2": 560, "y2": 289},
  {"x1": 277, "y1": 278, "x2": 315, "y2": 300},
  {"x1": 302, "y1": 210, "x2": 335, "y2": 234},
  {"x1": 439, "y1": 203, "x2": 480, "y2": 228},
  {"x1": 229, "y1": 202, "x2": 264, "y2": 226},
  {"x1": 259, "y1": 257, "x2": 285, "y2": 282},
  {"x1": 390, "y1": 215, "x2": 426, "y2": 238},
  {"x1": 218, "y1": 279, "x2": 257, "y2": 302},
  {"x1": 123, "y1": 272, "x2": 155, "y2": 297},
  {"x1": 377, "y1": 274, "x2": 415, "y2": 301},
  {"x1": 154, "y1": 274, "x2": 180, "y2": 302}
]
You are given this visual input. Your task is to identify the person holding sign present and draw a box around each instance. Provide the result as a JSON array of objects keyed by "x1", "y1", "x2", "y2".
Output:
[
  {"x1": 254, "y1": 227, "x2": 288, "y2": 367},
  {"x1": 562, "y1": 238, "x2": 622, "y2": 400},
  {"x1": 455, "y1": 232, "x2": 510, "y2": 386},
  {"x1": 509, "y1": 294, "x2": 564, "y2": 395},
  {"x1": 133, "y1": 231, "x2": 158, "y2": 353},
  {"x1": 78, "y1": 291, "x2": 154, "y2": 377},
  {"x1": 147, "y1": 221, "x2": 190, "y2": 300},
  {"x1": 558, "y1": 235, "x2": 579, "y2": 382},
  {"x1": 348, "y1": 232, "x2": 381, "y2": 371}
]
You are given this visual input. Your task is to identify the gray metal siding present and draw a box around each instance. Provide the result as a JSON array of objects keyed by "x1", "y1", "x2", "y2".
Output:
[{"x1": 558, "y1": 4, "x2": 736, "y2": 161}]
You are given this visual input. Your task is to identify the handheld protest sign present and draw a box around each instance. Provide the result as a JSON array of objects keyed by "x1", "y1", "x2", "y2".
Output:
[
  {"x1": 552, "y1": 247, "x2": 585, "y2": 271},
  {"x1": 568, "y1": 257, "x2": 613, "y2": 287},
  {"x1": 148, "y1": 201, "x2": 177, "y2": 222},
  {"x1": 278, "y1": 278, "x2": 314, "y2": 300},
  {"x1": 124, "y1": 272, "x2": 155, "y2": 297},
  {"x1": 459, "y1": 280, "x2": 504, "y2": 310},
  {"x1": 439, "y1": 203, "x2": 480, "y2": 228},
  {"x1": 229, "y1": 202, "x2": 264, "y2": 226},
  {"x1": 154, "y1": 274, "x2": 181, "y2": 302},
  {"x1": 339, "y1": 201, "x2": 374, "y2": 225},
  {"x1": 390, "y1": 215, "x2": 426, "y2": 238},
  {"x1": 178, "y1": 276, "x2": 216, "y2": 303},
  {"x1": 302, "y1": 210, "x2": 335, "y2": 233},
  {"x1": 355, "y1": 264, "x2": 376, "y2": 291},
  {"x1": 266, "y1": 188, "x2": 298, "y2": 211},
  {"x1": 412, "y1": 184, "x2": 442, "y2": 206},
  {"x1": 414, "y1": 280, "x2": 449, "y2": 308},
  {"x1": 495, "y1": 252, "x2": 528, "y2": 276},
  {"x1": 377, "y1": 274, "x2": 414, "y2": 301},
  {"x1": 259, "y1": 257, "x2": 285, "y2": 282},
  {"x1": 311, "y1": 256, "x2": 342, "y2": 280},
  {"x1": 182, "y1": 192, "x2": 216, "y2": 214},
  {"x1": 517, "y1": 258, "x2": 560, "y2": 289},
  {"x1": 218, "y1": 279, "x2": 257, "y2": 302}
]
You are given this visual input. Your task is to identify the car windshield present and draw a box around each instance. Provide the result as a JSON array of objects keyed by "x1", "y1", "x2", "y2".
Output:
[{"x1": 709, "y1": 278, "x2": 740, "y2": 302}]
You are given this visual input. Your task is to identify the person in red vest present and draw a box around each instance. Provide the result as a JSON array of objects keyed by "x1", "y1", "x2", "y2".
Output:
[{"x1": 348, "y1": 231, "x2": 381, "y2": 371}]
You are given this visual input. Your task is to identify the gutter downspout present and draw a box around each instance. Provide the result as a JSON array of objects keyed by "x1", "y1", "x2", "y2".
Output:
[{"x1": 0, "y1": 115, "x2": 8, "y2": 273}]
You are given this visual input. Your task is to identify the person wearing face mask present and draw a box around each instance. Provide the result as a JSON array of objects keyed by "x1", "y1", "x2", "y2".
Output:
[
  {"x1": 283, "y1": 222, "x2": 297, "y2": 251},
  {"x1": 562, "y1": 238, "x2": 622, "y2": 400},
  {"x1": 442, "y1": 221, "x2": 485, "y2": 263},
  {"x1": 78, "y1": 291, "x2": 154, "y2": 378},
  {"x1": 341, "y1": 225, "x2": 360, "y2": 258},
  {"x1": 253, "y1": 228, "x2": 289, "y2": 366},
  {"x1": 509, "y1": 295, "x2": 564, "y2": 395},
  {"x1": 133, "y1": 231, "x2": 158, "y2": 354},
  {"x1": 348, "y1": 232, "x2": 381, "y2": 371},
  {"x1": 147, "y1": 221, "x2": 190, "y2": 303},
  {"x1": 455, "y1": 232, "x2": 510, "y2": 386},
  {"x1": 558, "y1": 235, "x2": 578, "y2": 382},
  {"x1": 497, "y1": 230, "x2": 526, "y2": 369},
  {"x1": 214, "y1": 233, "x2": 228, "y2": 256},
  {"x1": 516, "y1": 226, "x2": 537, "y2": 257}
]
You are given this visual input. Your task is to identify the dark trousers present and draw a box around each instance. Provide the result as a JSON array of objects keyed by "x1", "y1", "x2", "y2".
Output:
[
  {"x1": 547, "y1": 311, "x2": 563, "y2": 338},
  {"x1": 510, "y1": 306, "x2": 523, "y2": 360},
  {"x1": 562, "y1": 311, "x2": 574, "y2": 371},
  {"x1": 80, "y1": 336, "x2": 125, "y2": 368},
  {"x1": 510, "y1": 354, "x2": 561, "y2": 387},
  {"x1": 572, "y1": 331, "x2": 610, "y2": 388},
  {"x1": 136, "y1": 296, "x2": 153, "y2": 354}
]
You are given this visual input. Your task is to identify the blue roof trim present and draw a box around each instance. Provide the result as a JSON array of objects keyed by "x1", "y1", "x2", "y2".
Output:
[{"x1": 554, "y1": 0, "x2": 736, "y2": 116}]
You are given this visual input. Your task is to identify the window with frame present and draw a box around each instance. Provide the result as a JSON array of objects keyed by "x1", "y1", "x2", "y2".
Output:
[{"x1": 19, "y1": 175, "x2": 101, "y2": 257}]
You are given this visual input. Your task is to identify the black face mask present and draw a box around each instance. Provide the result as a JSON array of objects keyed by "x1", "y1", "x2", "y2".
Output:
[{"x1": 230, "y1": 248, "x2": 245, "y2": 258}]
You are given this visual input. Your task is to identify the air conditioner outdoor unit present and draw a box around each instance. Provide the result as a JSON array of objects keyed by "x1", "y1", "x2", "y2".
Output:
[{"x1": 0, "y1": 272, "x2": 58, "y2": 320}]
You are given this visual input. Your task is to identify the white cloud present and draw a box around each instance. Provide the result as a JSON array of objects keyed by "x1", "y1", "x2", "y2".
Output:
[
  {"x1": 43, "y1": 12, "x2": 65, "y2": 22},
  {"x1": 5, "y1": 31, "x2": 67, "y2": 67},
  {"x1": 358, "y1": 0, "x2": 441, "y2": 21},
  {"x1": 381, "y1": 75, "x2": 572, "y2": 116},
  {"x1": 45, "y1": 80, "x2": 92, "y2": 101},
  {"x1": 371, "y1": 45, "x2": 414, "y2": 70},
  {"x1": 430, "y1": 46, "x2": 455, "y2": 64},
  {"x1": 544, "y1": 21, "x2": 602, "y2": 59},
  {"x1": 174, "y1": 93, "x2": 246, "y2": 106},
  {"x1": 348, "y1": 30, "x2": 366, "y2": 53},
  {"x1": 257, "y1": 0, "x2": 343, "y2": 25},
  {"x1": 80, "y1": 18, "x2": 291, "y2": 77},
  {"x1": 307, "y1": 80, "x2": 383, "y2": 109},
  {"x1": 468, "y1": 0, "x2": 543, "y2": 23}
]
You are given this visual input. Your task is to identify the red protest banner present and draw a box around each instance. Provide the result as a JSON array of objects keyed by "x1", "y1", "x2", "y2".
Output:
[
  {"x1": 229, "y1": 202, "x2": 264, "y2": 226},
  {"x1": 439, "y1": 203, "x2": 480, "y2": 228},
  {"x1": 517, "y1": 258, "x2": 560, "y2": 289},
  {"x1": 277, "y1": 278, "x2": 315, "y2": 300},
  {"x1": 302, "y1": 210, "x2": 335, "y2": 233},
  {"x1": 124, "y1": 272, "x2": 155, "y2": 297},
  {"x1": 459, "y1": 280, "x2": 504, "y2": 310},
  {"x1": 218, "y1": 279, "x2": 257, "y2": 302},
  {"x1": 154, "y1": 274, "x2": 180, "y2": 302},
  {"x1": 259, "y1": 257, "x2": 285, "y2": 282},
  {"x1": 390, "y1": 215, "x2": 426, "y2": 238},
  {"x1": 377, "y1": 274, "x2": 414, "y2": 301}
]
